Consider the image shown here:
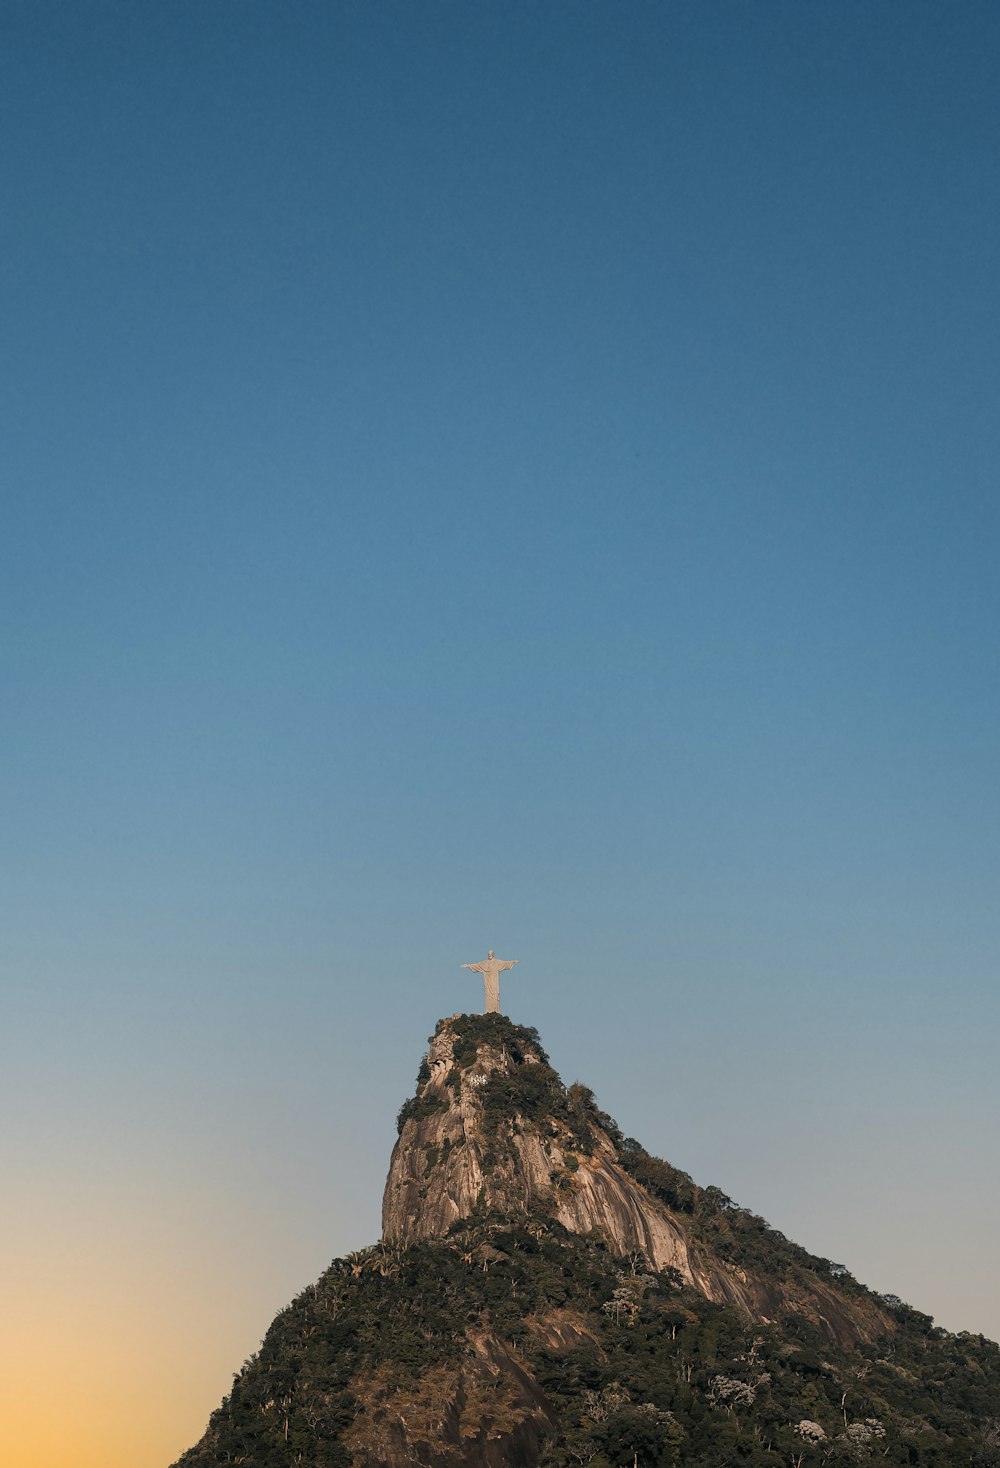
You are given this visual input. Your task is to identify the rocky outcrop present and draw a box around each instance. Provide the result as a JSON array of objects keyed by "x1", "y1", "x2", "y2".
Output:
[
  {"x1": 342, "y1": 1331, "x2": 556, "y2": 1468},
  {"x1": 382, "y1": 1014, "x2": 893, "y2": 1348},
  {"x1": 382, "y1": 1017, "x2": 693, "y2": 1274}
]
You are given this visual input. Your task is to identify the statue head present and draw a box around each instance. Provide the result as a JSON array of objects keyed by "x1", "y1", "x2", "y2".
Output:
[{"x1": 488, "y1": 949, "x2": 494, "y2": 959}]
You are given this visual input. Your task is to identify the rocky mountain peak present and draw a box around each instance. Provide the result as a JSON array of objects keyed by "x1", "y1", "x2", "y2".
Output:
[
  {"x1": 382, "y1": 1013, "x2": 696, "y2": 1278},
  {"x1": 382, "y1": 1014, "x2": 891, "y2": 1349},
  {"x1": 174, "y1": 1012, "x2": 999, "y2": 1468},
  {"x1": 383, "y1": 1016, "x2": 598, "y2": 1239}
]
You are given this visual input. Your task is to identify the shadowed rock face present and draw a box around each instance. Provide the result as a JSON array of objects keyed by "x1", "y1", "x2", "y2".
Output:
[
  {"x1": 342, "y1": 1330, "x2": 556, "y2": 1468},
  {"x1": 382, "y1": 1016, "x2": 892, "y2": 1349}
]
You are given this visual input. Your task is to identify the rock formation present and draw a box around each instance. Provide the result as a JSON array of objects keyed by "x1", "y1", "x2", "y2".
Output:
[
  {"x1": 383, "y1": 1014, "x2": 892, "y2": 1349},
  {"x1": 173, "y1": 1012, "x2": 999, "y2": 1468},
  {"x1": 383, "y1": 1015, "x2": 696, "y2": 1270}
]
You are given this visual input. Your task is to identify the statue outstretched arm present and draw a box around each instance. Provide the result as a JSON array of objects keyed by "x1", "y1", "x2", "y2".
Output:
[
  {"x1": 460, "y1": 962, "x2": 484, "y2": 972},
  {"x1": 498, "y1": 959, "x2": 519, "y2": 971}
]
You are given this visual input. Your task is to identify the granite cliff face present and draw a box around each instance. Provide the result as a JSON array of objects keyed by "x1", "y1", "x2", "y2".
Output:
[
  {"x1": 383, "y1": 1014, "x2": 892, "y2": 1349},
  {"x1": 383, "y1": 1015, "x2": 694, "y2": 1271}
]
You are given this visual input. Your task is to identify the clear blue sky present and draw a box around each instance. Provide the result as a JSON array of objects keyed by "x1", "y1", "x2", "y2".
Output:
[{"x1": 1, "y1": 5, "x2": 998, "y2": 1464}]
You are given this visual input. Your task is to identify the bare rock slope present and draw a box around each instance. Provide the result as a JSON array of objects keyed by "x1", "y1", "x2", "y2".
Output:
[{"x1": 383, "y1": 1014, "x2": 891, "y2": 1349}]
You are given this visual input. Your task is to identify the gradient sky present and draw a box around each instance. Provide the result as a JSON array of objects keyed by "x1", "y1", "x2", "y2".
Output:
[{"x1": 2, "y1": 4, "x2": 998, "y2": 1465}]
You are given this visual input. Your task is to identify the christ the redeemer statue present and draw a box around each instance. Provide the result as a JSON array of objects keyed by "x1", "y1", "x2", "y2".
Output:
[{"x1": 460, "y1": 949, "x2": 519, "y2": 1014}]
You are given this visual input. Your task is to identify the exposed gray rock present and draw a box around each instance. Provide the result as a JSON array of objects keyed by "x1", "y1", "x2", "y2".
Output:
[{"x1": 382, "y1": 1016, "x2": 893, "y2": 1349}]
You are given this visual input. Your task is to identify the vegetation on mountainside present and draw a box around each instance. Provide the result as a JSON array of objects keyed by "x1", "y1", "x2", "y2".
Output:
[
  {"x1": 176, "y1": 1017, "x2": 1000, "y2": 1468},
  {"x1": 173, "y1": 1217, "x2": 1000, "y2": 1468}
]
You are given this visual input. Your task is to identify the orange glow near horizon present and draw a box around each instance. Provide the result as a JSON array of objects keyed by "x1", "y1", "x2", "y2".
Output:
[
  {"x1": 0, "y1": 1235, "x2": 231, "y2": 1468},
  {"x1": 0, "y1": 1173, "x2": 316, "y2": 1468}
]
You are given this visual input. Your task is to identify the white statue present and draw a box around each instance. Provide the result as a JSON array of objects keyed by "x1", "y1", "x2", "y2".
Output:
[{"x1": 460, "y1": 949, "x2": 519, "y2": 1014}]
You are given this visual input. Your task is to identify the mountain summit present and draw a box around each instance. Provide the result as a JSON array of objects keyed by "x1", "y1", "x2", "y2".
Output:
[
  {"x1": 174, "y1": 1014, "x2": 1000, "y2": 1468},
  {"x1": 383, "y1": 1016, "x2": 889, "y2": 1349}
]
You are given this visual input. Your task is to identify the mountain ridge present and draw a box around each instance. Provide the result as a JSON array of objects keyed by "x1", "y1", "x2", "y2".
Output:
[
  {"x1": 173, "y1": 1013, "x2": 1000, "y2": 1468},
  {"x1": 383, "y1": 1014, "x2": 893, "y2": 1350}
]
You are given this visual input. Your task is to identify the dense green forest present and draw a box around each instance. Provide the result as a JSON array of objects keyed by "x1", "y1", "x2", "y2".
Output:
[{"x1": 174, "y1": 1218, "x2": 1000, "y2": 1468}]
